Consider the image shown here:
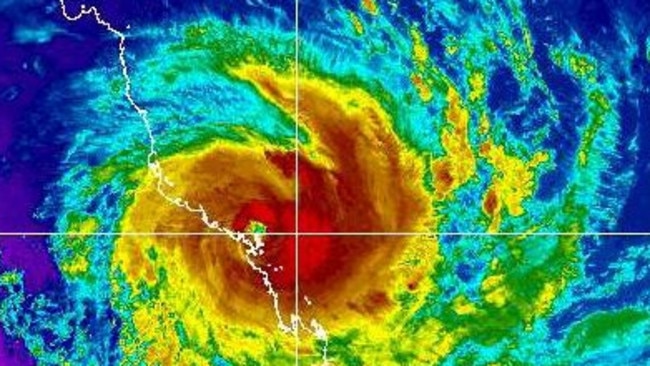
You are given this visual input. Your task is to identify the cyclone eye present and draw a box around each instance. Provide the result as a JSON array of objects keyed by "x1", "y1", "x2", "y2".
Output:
[{"x1": 0, "y1": 0, "x2": 648, "y2": 365}]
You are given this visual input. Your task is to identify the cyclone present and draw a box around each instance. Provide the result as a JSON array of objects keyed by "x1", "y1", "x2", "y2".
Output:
[{"x1": 1, "y1": 0, "x2": 649, "y2": 365}]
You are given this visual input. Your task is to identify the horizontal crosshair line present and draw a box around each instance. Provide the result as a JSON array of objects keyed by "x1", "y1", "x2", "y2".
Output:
[{"x1": 1, "y1": 232, "x2": 650, "y2": 236}]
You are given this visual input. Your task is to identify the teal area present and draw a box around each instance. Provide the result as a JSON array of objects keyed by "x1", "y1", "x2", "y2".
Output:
[{"x1": 0, "y1": 0, "x2": 649, "y2": 365}]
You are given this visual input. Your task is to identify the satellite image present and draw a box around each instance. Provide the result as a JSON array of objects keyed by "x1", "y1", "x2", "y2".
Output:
[{"x1": 0, "y1": 0, "x2": 649, "y2": 364}]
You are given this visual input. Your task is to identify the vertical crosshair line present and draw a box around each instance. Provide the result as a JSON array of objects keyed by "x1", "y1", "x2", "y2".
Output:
[{"x1": 294, "y1": 0, "x2": 300, "y2": 364}]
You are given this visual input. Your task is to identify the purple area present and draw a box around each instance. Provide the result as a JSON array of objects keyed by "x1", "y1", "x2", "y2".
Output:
[
  {"x1": 0, "y1": 237, "x2": 61, "y2": 293},
  {"x1": 0, "y1": 329, "x2": 36, "y2": 366},
  {"x1": 0, "y1": 173, "x2": 46, "y2": 232},
  {"x1": 0, "y1": 6, "x2": 106, "y2": 232},
  {"x1": 0, "y1": 236, "x2": 60, "y2": 366}
]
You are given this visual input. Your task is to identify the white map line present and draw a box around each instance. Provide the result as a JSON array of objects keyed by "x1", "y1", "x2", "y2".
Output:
[
  {"x1": 294, "y1": 0, "x2": 305, "y2": 362},
  {"x1": 57, "y1": 1, "x2": 328, "y2": 363},
  {"x1": 3, "y1": 232, "x2": 650, "y2": 236}
]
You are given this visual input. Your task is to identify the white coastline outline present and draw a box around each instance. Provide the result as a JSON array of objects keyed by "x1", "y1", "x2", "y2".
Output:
[{"x1": 57, "y1": 1, "x2": 329, "y2": 364}]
